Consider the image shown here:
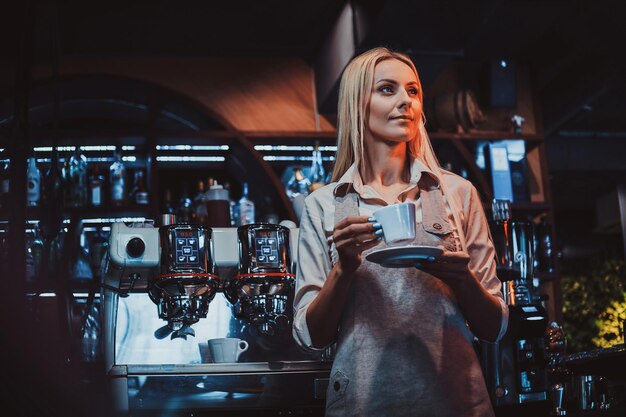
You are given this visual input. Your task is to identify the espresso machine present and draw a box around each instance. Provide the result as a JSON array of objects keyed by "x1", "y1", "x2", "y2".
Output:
[
  {"x1": 483, "y1": 200, "x2": 549, "y2": 407},
  {"x1": 102, "y1": 219, "x2": 329, "y2": 415}
]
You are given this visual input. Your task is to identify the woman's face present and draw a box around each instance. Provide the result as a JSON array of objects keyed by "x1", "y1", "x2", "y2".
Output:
[{"x1": 366, "y1": 58, "x2": 421, "y2": 144}]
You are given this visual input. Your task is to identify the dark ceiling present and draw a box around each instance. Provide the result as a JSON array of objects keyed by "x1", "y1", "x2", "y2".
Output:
[{"x1": 3, "y1": 0, "x2": 626, "y2": 253}]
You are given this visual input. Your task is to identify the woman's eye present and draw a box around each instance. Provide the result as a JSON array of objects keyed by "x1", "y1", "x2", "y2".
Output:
[
  {"x1": 408, "y1": 88, "x2": 419, "y2": 95},
  {"x1": 379, "y1": 85, "x2": 393, "y2": 94}
]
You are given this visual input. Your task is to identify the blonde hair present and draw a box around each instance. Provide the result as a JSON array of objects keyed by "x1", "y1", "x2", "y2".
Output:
[{"x1": 331, "y1": 47, "x2": 442, "y2": 182}]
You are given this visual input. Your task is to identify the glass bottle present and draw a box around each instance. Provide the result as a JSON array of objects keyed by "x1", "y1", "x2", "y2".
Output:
[
  {"x1": 42, "y1": 149, "x2": 63, "y2": 208},
  {"x1": 109, "y1": 151, "x2": 126, "y2": 207},
  {"x1": 238, "y1": 182, "x2": 255, "y2": 225},
  {"x1": 69, "y1": 147, "x2": 88, "y2": 207},
  {"x1": 193, "y1": 179, "x2": 208, "y2": 225},
  {"x1": 26, "y1": 156, "x2": 41, "y2": 207},
  {"x1": 88, "y1": 165, "x2": 105, "y2": 207},
  {"x1": 0, "y1": 159, "x2": 9, "y2": 209},
  {"x1": 309, "y1": 141, "x2": 326, "y2": 190},
  {"x1": 81, "y1": 303, "x2": 102, "y2": 362},
  {"x1": 132, "y1": 169, "x2": 149, "y2": 206}
]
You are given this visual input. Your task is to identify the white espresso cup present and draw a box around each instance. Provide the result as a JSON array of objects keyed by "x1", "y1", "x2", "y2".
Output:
[
  {"x1": 373, "y1": 202, "x2": 416, "y2": 245},
  {"x1": 208, "y1": 338, "x2": 249, "y2": 363}
]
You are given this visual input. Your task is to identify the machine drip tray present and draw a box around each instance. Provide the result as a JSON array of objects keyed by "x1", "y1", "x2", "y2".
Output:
[{"x1": 108, "y1": 361, "x2": 333, "y2": 414}]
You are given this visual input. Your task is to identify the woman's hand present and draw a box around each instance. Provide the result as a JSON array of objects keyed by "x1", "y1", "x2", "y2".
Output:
[
  {"x1": 333, "y1": 215, "x2": 382, "y2": 275},
  {"x1": 415, "y1": 250, "x2": 474, "y2": 284},
  {"x1": 415, "y1": 250, "x2": 504, "y2": 342}
]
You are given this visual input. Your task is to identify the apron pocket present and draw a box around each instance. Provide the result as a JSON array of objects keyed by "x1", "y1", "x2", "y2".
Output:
[{"x1": 326, "y1": 370, "x2": 349, "y2": 414}]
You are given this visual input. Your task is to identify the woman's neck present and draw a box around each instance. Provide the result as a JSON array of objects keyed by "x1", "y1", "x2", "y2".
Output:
[{"x1": 360, "y1": 139, "x2": 410, "y2": 188}]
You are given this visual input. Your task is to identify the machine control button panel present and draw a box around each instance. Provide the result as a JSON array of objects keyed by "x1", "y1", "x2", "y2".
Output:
[
  {"x1": 174, "y1": 229, "x2": 201, "y2": 267},
  {"x1": 253, "y1": 230, "x2": 280, "y2": 267}
]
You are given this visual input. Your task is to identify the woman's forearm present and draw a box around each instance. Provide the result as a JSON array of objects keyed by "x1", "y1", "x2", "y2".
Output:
[
  {"x1": 448, "y1": 275, "x2": 503, "y2": 343},
  {"x1": 305, "y1": 262, "x2": 355, "y2": 348}
]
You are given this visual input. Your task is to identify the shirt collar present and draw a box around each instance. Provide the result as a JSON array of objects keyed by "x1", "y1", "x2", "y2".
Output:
[{"x1": 333, "y1": 158, "x2": 441, "y2": 197}]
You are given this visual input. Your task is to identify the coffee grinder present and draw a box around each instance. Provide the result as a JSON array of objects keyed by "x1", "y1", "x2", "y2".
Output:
[{"x1": 483, "y1": 200, "x2": 549, "y2": 406}]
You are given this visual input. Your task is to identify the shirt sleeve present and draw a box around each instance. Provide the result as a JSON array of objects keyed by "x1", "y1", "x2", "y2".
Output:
[
  {"x1": 292, "y1": 195, "x2": 334, "y2": 352},
  {"x1": 463, "y1": 184, "x2": 509, "y2": 342}
]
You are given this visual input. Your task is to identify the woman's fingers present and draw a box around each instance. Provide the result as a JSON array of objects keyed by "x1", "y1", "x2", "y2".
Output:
[{"x1": 333, "y1": 216, "x2": 380, "y2": 246}]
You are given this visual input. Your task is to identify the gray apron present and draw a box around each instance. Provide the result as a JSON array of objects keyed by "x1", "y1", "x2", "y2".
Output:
[{"x1": 326, "y1": 181, "x2": 494, "y2": 417}]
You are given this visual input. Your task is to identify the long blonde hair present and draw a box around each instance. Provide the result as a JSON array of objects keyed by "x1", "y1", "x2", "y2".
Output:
[
  {"x1": 330, "y1": 48, "x2": 471, "y2": 251},
  {"x1": 331, "y1": 47, "x2": 441, "y2": 182}
]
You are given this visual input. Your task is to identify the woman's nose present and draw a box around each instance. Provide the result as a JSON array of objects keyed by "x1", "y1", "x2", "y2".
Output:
[{"x1": 397, "y1": 90, "x2": 412, "y2": 109}]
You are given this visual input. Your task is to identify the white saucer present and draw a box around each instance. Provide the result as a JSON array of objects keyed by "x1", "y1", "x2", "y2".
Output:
[{"x1": 365, "y1": 245, "x2": 443, "y2": 268}]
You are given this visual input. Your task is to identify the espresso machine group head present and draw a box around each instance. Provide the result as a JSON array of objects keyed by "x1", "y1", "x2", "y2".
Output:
[
  {"x1": 225, "y1": 224, "x2": 295, "y2": 336},
  {"x1": 150, "y1": 224, "x2": 220, "y2": 339}
]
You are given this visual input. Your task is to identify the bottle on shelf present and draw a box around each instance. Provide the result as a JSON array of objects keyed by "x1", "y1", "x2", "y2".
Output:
[
  {"x1": 309, "y1": 141, "x2": 326, "y2": 192},
  {"x1": 0, "y1": 159, "x2": 9, "y2": 209},
  {"x1": 42, "y1": 150, "x2": 63, "y2": 208},
  {"x1": 69, "y1": 146, "x2": 88, "y2": 207},
  {"x1": 132, "y1": 169, "x2": 149, "y2": 206},
  {"x1": 176, "y1": 185, "x2": 194, "y2": 223},
  {"x1": 238, "y1": 182, "x2": 255, "y2": 226},
  {"x1": 285, "y1": 167, "x2": 310, "y2": 221},
  {"x1": 26, "y1": 156, "x2": 41, "y2": 207},
  {"x1": 62, "y1": 154, "x2": 73, "y2": 208},
  {"x1": 205, "y1": 179, "x2": 231, "y2": 227},
  {"x1": 193, "y1": 179, "x2": 208, "y2": 225},
  {"x1": 109, "y1": 150, "x2": 126, "y2": 208},
  {"x1": 88, "y1": 165, "x2": 105, "y2": 207}
]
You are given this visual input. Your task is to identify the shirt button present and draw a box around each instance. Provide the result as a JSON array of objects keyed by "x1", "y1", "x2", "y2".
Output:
[
  {"x1": 334, "y1": 381, "x2": 341, "y2": 391},
  {"x1": 433, "y1": 223, "x2": 442, "y2": 230}
]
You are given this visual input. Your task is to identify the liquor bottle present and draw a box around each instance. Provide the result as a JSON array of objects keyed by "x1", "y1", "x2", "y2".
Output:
[
  {"x1": 193, "y1": 179, "x2": 208, "y2": 225},
  {"x1": 0, "y1": 159, "x2": 9, "y2": 209},
  {"x1": 238, "y1": 182, "x2": 255, "y2": 225},
  {"x1": 26, "y1": 156, "x2": 41, "y2": 207},
  {"x1": 176, "y1": 185, "x2": 194, "y2": 223},
  {"x1": 132, "y1": 169, "x2": 149, "y2": 206},
  {"x1": 88, "y1": 165, "x2": 105, "y2": 207},
  {"x1": 309, "y1": 141, "x2": 326, "y2": 192},
  {"x1": 69, "y1": 146, "x2": 88, "y2": 207},
  {"x1": 109, "y1": 151, "x2": 126, "y2": 207}
]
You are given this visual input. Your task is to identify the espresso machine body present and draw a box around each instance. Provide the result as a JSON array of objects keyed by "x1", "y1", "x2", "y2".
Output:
[
  {"x1": 484, "y1": 210, "x2": 549, "y2": 407},
  {"x1": 102, "y1": 221, "x2": 328, "y2": 415}
]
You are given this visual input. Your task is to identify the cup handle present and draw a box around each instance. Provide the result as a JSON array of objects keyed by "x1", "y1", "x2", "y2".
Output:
[{"x1": 238, "y1": 340, "x2": 249, "y2": 355}]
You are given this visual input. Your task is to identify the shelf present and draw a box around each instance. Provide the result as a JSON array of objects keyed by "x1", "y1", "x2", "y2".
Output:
[
  {"x1": 25, "y1": 280, "x2": 98, "y2": 295},
  {"x1": 1, "y1": 206, "x2": 151, "y2": 222},
  {"x1": 429, "y1": 130, "x2": 543, "y2": 142}
]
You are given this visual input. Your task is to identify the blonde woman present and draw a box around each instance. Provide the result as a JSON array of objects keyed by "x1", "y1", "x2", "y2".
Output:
[{"x1": 293, "y1": 47, "x2": 508, "y2": 417}]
